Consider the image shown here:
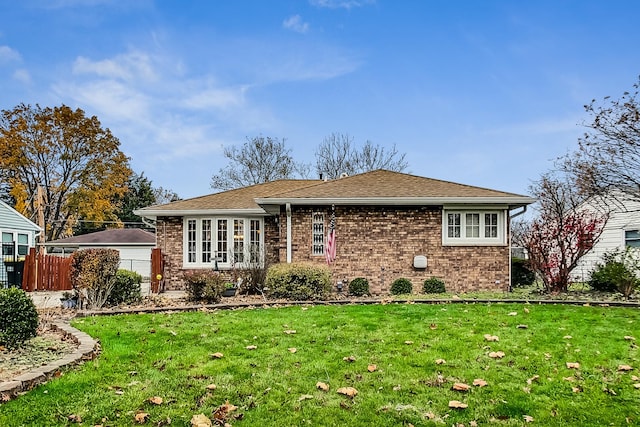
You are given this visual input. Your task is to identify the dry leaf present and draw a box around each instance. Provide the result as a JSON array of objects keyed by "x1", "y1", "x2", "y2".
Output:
[
  {"x1": 632, "y1": 375, "x2": 639, "y2": 381},
  {"x1": 563, "y1": 376, "x2": 575, "y2": 382},
  {"x1": 206, "y1": 384, "x2": 217, "y2": 390},
  {"x1": 288, "y1": 347, "x2": 297, "y2": 353},
  {"x1": 473, "y1": 378, "x2": 488, "y2": 387},
  {"x1": 283, "y1": 330, "x2": 296, "y2": 334},
  {"x1": 149, "y1": 396, "x2": 163, "y2": 405},
  {"x1": 367, "y1": 364, "x2": 377, "y2": 372},
  {"x1": 618, "y1": 365, "x2": 633, "y2": 371},
  {"x1": 508, "y1": 312, "x2": 518, "y2": 316},
  {"x1": 452, "y1": 382, "x2": 471, "y2": 392},
  {"x1": 527, "y1": 375, "x2": 540, "y2": 385},
  {"x1": 624, "y1": 336, "x2": 636, "y2": 341},
  {"x1": 517, "y1": 324, "x2": 528, "y2": 329},
  {"x1": 524, "y1": 307, "x2": 530, "y2": 313},
  {"x1": 316, "y1": 382, "x2": 330, "y2": 391},
  {"x1": 343, "y1": 355, "x2": 356, "y2": 362},
  {"x1": 566, "y1": 362, "x2": 580, "y2": 369},
  {"x1": 633, "y1": 383, "x2": 640, "y2": 389},
  {"x1": 523, "y1": 415, "x2": 534, "y2": 423},
  {"x1": 115, "y1": 389, "x2": 124, "y2": 395},
  {"x1": 68, "y1": 414, "x2": 82, "y2": 423},
  {"x1": 212, "y1": 401, "x2": 237, "y2": 423},
  {"x1": 393, "y1": 385, "x2": 401, "y2": 391},
  {"x1": 544, "y1": 353, "x2": 552, "y2": 360},
  {"x1": 563, "y1": 335, "x2": 572, "y2": 339},
  {"x1": 210, "y1": 352, "x2": 224, "y2": 359},
  {"x1": 429, "y1": 323, "x2": 438, "y2": 330},
  {"x1": 448, "y1": 400, "x2": 468, "y2": 409},
  {"x1": 246, "y1": 345, "x2": 257, "y2": 350},
  {"x1": 169, "y1": 330, "x2": 177, "y2": 336},
  {"x1": 572, "y1": 386, "x2": 582, "y2": 393},
  {"x1": 425, "y1": 412, "x2": 436, "y2": 419},
  {"x1": 484, "y1": 334, "x2": 499, "y2": 342},
  {"x1": 134, "y1": 412, "x2": 149, "y2": 424},
  {"x1": 337, "y1": 387, "x2": 358, "y2": 398},
  {"x1": 489, "y1": 351, "x2": 505, "y2": 358},
  {"x1": 404, "y1": 340, "x2": 414, "y2": 345},
  {"x1": 298, "y1": 394, "x2": 314, "y2": 401},
  {"x1": 191, "y1": 413, "x2": 212, "y2": 427},
  {"x1": 435, "y1": 358, "x2": 446, "y2": 365}
]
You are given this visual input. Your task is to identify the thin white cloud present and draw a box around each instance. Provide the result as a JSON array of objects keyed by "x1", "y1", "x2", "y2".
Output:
[
  {"x1": 72, "y1": 51, "x2": 157, "y2": 82},
  {"x1": 310, "y1": 0, "x2": 375, "y2": 9},
  {"x1": 12, "y1": 69, "x2": 31, "y2": 84},
  {"x1": 0, "y1": 45, "x2": 21, "y2": 63},
  {"x1": 283, "y1": 15, "x2": 309, "y2": 34}
]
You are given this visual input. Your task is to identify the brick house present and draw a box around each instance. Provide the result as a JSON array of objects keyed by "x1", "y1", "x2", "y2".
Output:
[{"x1": 135, "y1": 170, "x2": 534, "y2": 294}]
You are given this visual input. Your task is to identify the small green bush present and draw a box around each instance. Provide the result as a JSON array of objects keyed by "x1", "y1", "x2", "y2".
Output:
[
  {"x1": 70, "y1": 248, "x2": 120, "y2": 309},
  {"x1": 106, "y1": 269, "x2": 142, "y2": 306},
  {"x1": 589, "y1": 249, "x2": 639, "y2": 298},
  {"x1": 0, "y1": 288, "x2": 39, "y2": 349},
  {"x1": 390, "y1": 278, "x2": 413, "y2": 295},
  {"x1": 184, "y1": 270, "x2": 226, "y2": 303},
  {"x1": 265, "y1": 263, "x2": 331, "y2": 300},
  {"x1": 423, "y1": 277, "x2": 446, "y2": 293},
  {"x1": 511, "y1": 257, "x2": 536, "y2": 288},
  {"x1": 348, "y1": 277, "x2": 370, "y2": 296}
]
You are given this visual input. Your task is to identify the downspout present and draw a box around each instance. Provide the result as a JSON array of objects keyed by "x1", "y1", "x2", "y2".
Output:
[
  {"x1": 507, "y1": 205, "x2": 528, "y2": 292},
  {"x1": 286, "y1": 203, "x2": 292, "y2": 263}
]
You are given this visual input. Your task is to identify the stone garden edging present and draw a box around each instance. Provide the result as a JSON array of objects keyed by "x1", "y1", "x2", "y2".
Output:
[{"x1": 0, "y1": 321, "x2": 100, "y2": 403}]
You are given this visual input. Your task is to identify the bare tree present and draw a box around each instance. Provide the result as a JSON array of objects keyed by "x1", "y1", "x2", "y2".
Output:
[
  {"x1": 210, "y1": 136, "x2": 306, "y2": 190},
  {"x1": 315, "y1": 132, "x2": 408, "y2": 179},
  {"x1": 562, "y1": 76, "x2": 640, "y2": 201}
]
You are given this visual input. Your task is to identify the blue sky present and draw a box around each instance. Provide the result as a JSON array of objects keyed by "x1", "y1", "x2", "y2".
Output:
[{"x1": 1, "y1": 1, "x2": 639, "y2": 199}]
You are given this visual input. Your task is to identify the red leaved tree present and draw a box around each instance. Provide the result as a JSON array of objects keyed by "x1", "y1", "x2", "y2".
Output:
[{"x1": 515, "y1": 173, "x2": 607, "y2": 293}]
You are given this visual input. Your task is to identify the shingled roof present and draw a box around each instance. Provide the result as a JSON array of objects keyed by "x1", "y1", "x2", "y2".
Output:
[
  {"x1": 45, "y1": 228, "x2": 156, "y2": 246},
  {"x1": 135, "y1": 170, "x2": 534, "y2": 219}
]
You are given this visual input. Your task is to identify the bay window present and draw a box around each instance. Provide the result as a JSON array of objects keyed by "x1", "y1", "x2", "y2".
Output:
[{"x1": 184, "y1": 217, "x2": 263, "y2": 267}]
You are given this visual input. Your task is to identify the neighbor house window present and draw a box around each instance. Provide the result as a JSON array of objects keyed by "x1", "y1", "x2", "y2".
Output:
[
  {"x1": 312, "y1": 212, "x2": 325, "y2": 255},
  {"x1": 442, "y1": 210, "x2": 506, "y2": 245},
  {"x1": 625, "y1": 230, "x2": 640, "y2": 248},
  {"x1": 184, "y1": 217, "x2": 263, "y2": 268}
]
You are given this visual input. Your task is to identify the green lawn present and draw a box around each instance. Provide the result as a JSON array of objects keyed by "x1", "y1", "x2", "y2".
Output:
[{"x1": 2, "y1": 303, "x2": 639, "y2": 426}]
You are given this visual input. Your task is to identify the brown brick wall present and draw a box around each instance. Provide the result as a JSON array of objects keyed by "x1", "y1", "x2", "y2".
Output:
[
  {"x1": 280, "y1": 205, "x2": 510, "y2": 294},
  {"x1": 156, "y1": 206, "x2": 510, "y2": 294}
]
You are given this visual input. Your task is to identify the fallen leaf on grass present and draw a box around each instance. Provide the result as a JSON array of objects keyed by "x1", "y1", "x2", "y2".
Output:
[
  {"x1": 343, "y1": 355, "x2": 356, "y2": 362},
  {"x1": 316, "y1": 382, "x2": 329, "y2": 391},
  {"x1": 429, "y1": 323, "x2": 438, "y2": 330},
  {"x1": 288, "y1": 347, "x2": 297, "y2": 353},
  {"x1": 524, "y1": 307, "x2": 530, "y2": 313},
  {"x1": 517, "y1": 324, "x2": 528, "y2": 329},
  {"x1": 489, "y1": 351, "x2": 505, "y2": 359},
  {"x1": 563, "y1": 376, "x2": 575, "y2": 382},
  {"x1": 452, "y1": 382, "x2": 471, "y2": 392},
  {"x1": 404, "y1": 340, "x2": 414, "y2": 345},
  {"x1": 448, "y1": 400, "x2": 468, "y2": 409},
  {"x1": 566, "y1": 362, "x2": 580, "y2": 369},
  {"x1": 508, "y1": 312, "x2": 518, "y2": 316},
  {"x1": 393, "y1": 385, "x2": 402, "y2": 391},
  {"x1": 527, "y1": 375, "x2": 540, "y2": 385},
  {"x1": 190, "y1": 413, "x2": 212, "y2": 427},
  {"x1": 337, "y1": 387, "x2": 358, "y2": 398},
  {"x1": 212, "y1": 401, "x2": 238, "y2": 424},
  {"x1": 563, "y1": 335, "x2": 572, "y2": 340},
  {"x1": 624, "y1": 336, "x2": 636, "y2": 341},
  {"x1": 206, "y1": 384, "x2": 217, "y2": 390},
  {"x1": 618, "y1": 365, "x2": 633, "y2": 372},
  {"x1": 368, "y1": 364, "x2": 377, "y2": 372},
  {"x1": 298, "y1": 394, "x2": 314, "y2": 401},
  {"x1": 633, "y1": 383, "x2": 640, "y2": 389},
  {"x1": 425, "y1": 412, "x2": 436, "y2": 419},
  {"x1": 572, "y1": 386, "x2": 582, "y2": 393},
  {"x1": 68, "y1": 414, "x2": 82, "y2": 423},
  {"x1": 473, "y1": 378, "x2": 488, "y2": 387},
  {"x1": 435, "y1": 359, "x2": 446, "y2": 365},
  {"x1": 523, "y1": 415, "x2": 534, "y2": 423},
  {"x1": 134, "y1": 412, "x2": 149, "y2": 424},
  {"x1": 632, "y1": 375, "x2": 639, "y2": 381},
  {"x1": 210, "y1": 352, "x2": 224, "y2": 359},
  {"x1": 283, "y1": 330, "x2": 297, "y2": 334},
  {"x1": 484, "y1": 334, "x2": 499, "y2": 342},
  {"x1": 246, "y1": 345, "x2": 257, "y2": 350},
  {"x1": 148, "y1": 396, "x2": 163, "y2": 405}
]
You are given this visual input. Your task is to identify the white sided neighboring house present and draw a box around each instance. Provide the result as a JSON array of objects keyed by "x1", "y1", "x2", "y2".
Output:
[
  {"x1": 572, "y1": 195, "x2": 640, "y2": 282},
  {"x1": 0, "y1": 200, "x2": 42, "y2": 288},
  {"x1": 44, "y1": 228, "x2": 156, "y2": 279}
]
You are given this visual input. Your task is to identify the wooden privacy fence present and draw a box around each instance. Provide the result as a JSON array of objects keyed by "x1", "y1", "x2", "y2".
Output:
[
  {"x1": 22, "y1": 248, "x2": 73, "y2": 292},
  {"x1": 150, "y1": 248, "x2": 165, "y2": 293}
]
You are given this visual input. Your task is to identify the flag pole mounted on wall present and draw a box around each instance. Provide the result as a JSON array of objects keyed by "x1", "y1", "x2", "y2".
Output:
[{"x1": 325, "y1": 205, "x2": 337, "y2": 265}]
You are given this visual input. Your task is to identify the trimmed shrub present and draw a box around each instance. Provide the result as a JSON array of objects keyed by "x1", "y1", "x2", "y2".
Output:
[
  {"x1": 423, "y1": 277, "x2": 446, "y2": 293},
  {"x1": 106, "y1": 269, "x2": 142, "y2": 306},
  {"x1": 70, "y1": 248, "x2": 120, "y2": 309},
  {"x1": 390, "y1": 278, "x2": 413, "y2": 295},
  {"x1": 589, "y1": 249, "x2": 639, "y2": 297},
  {"x1": 184, "y1": 270, "x2": 226, "y2": 303},
  {"x1": 348, "y1": 277, "x2": 370, "y2": 296},
  {"x1": 265, "y1": 263, "x2": 331, "y2": 301},
  {"x1": 511, "y1": 257, "x2": 536, "y2": 288},
  {"x1": 0, "y1": 288, "x2": 39, "y2": 349}
]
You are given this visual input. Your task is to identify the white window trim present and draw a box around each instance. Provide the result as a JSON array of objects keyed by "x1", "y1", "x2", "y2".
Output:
[
  {"x1": 183, "y1": 217, "x2": 264, "y2": 269},
  {"x1": 442, "y1": 209, "x2": 507, "y2": 246},
  {"x1": 1, "y1": 229, "x2": 32, "y2": 261}
]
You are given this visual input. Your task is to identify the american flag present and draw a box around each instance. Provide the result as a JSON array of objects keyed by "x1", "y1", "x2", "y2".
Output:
[{"x1": 325, "y1": 209, "x2": 336, "y2": 264}]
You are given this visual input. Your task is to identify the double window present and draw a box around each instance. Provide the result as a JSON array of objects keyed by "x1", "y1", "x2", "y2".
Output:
[
  {"x1": 2, "y1": 231, "x2": 30, "y2": 260},
  {"x1": 625, "y1": 230, "x2": 640, "y2": 248},
  {"x1": 184, "y1": 217, "x2": 263, "y2": 267},
  {"x1": 443, "y1": 210, "x2": 505, "y2": 245}
]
